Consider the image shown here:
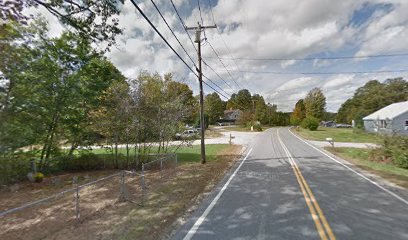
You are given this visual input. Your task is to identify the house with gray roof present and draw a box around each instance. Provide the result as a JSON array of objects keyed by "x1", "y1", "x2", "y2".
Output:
[{"x1": 362, "y1": 101, "x2": 408, "y2": 135}]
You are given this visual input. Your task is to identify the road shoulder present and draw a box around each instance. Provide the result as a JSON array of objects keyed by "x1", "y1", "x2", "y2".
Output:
[{"x1": 290, "y1": 128, "x2": 408, "y2": 199}]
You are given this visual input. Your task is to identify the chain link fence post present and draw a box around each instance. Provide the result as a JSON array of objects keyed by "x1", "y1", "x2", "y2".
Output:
[
  {"x1": 160, "y1": 158, "x2": 163, "y2": 179},
  {"x1": 141, "y1": 164, "x2": 145, "y2": 206},
  {"x1": 73, "y1": 176, "x2": 80, "y2": 221},
  {"x1": 118, "y1": 171, "x2": 127, "y2": 202}
]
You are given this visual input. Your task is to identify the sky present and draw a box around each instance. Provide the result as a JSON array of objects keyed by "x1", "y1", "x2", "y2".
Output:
[{"x1": 38, "y1": 0, "x2": 408, "y2": 112}]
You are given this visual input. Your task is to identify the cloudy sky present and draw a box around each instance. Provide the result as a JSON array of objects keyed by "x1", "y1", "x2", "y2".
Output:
[{"x1": 41, "y1": 0, "x2": 408, "y2": 112}]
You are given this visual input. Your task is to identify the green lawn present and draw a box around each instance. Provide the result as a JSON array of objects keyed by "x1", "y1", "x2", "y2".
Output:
[
  {"x1": 76, "y1": 144, "x2": 232, "y2": 164},
  {"x1": 221, "y1": 125, "x2": 268, "y2": 132},
  {"x1": 326, "y1": 147, "x2": 408, "y2": 188},
  {"x1": 295, "y1": 127, "x2": 381, "y2": 143}
]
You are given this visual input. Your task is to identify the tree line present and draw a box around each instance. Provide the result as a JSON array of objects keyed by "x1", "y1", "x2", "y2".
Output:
[
  {"x1": 289, "y1": 78, "x2": 408, "y2": 130},
  {"x1": 205, "y1": 89, "x2": 290, "y2": 127},
  {"x1": 0, "y1": 18, "x2": 294, "y2": 182},
  {"x1": 336, "y1": 78, "x2": 408, "y2": 127}
]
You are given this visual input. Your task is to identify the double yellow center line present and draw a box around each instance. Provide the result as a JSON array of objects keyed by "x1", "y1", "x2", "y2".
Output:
[{"x1": 277, "y1": 129, "x2": 336, "y2": 240}]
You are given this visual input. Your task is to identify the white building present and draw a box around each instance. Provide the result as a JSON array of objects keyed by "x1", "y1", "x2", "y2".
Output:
[{"x1": 362, "y1": 101, "x2": 408, "y2": 135}]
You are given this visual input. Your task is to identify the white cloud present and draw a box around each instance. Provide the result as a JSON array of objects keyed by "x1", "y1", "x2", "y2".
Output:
[
  {"x1": 322, "y1": 75, "x2": 355, "y2": 89},
  {"x1": 27, "y1": 0, "x2": 408, "y2": 112}
]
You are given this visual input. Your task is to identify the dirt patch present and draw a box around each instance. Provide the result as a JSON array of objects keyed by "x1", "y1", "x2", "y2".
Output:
[{"x1": 0, "y1": 145, "x2": 242, "y2": 240}]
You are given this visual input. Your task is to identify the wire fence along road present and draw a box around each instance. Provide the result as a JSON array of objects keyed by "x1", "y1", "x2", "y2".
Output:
[{"x1": 0, "y1": 153, "x2": 178, "y2": 237}]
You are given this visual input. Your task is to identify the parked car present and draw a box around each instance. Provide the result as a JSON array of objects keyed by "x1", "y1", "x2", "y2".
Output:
[
  {"x1": 175, "y1": 129, "x2": 199, "y2": 140},
  {"x1": 335, "y1": 123, "x2": 352, "y2": 128}
]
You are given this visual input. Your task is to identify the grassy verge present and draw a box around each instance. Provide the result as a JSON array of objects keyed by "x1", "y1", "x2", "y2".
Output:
[
  {"x1": 295, "y1": 127, "x2": 380, "y2": 143},
  {"x1": 325, "y1": 147, "x2": 408, "y2": 188},
  {"x1": 220, "y1": 125, "x2": 267, "y2": 132},
  {"x1": 0, "y1": 144, "x2": 243, "y2": 240},
  {"x1": 80, "y1": 144, "x2": 230, "y2": 164},
  {"x1": 115, "y1": 144, "x2": 242, "y2": 239}
]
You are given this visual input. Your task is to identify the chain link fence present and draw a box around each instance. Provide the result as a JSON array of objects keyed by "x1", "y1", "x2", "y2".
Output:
[{"x1": 0, "y1": 153, "x2": 178, "y2": 238}]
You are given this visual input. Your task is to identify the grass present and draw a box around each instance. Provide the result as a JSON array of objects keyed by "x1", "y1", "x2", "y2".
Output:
[
  {"x1": 118, "y1": 145, "x2": 243, "y2": 239},
  {"x1": 295, "y1": 127, "x2": 381, "y2": 143},
  {"x1": 0, "y1": 144, "x2": 243, "y2": 240},
  {"x1": 75, "y1": 144, "x2": 232, "y2": 164},
  {"x1": 220, "y1": 125, "x2": 267, "y2": 132},
  {"x1": 325, "y1": 147, "x2": 408, "y2": 188}
]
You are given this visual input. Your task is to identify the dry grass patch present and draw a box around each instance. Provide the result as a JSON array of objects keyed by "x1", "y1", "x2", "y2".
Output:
[{"x1": 0, "y1": 145, "x2": 242, "y2": 240}]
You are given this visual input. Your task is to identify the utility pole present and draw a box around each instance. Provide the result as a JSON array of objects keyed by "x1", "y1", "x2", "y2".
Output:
[
  {"x1": 251, "y1": 99, "x2": 257, "y2": 131},
  {"x1": 186, "y1": 22, "x2": 217, "y2": 164}
]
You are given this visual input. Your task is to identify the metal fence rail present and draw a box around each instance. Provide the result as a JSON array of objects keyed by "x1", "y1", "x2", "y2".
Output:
[
  {"x1": 0, "y1": 153, "x2": 178, "y2": 222},
  {"x1": 0, "y1": 171, "x2": 141, "y2": 219}
]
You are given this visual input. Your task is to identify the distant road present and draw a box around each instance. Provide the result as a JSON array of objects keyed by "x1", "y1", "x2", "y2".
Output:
[{"x1": 174, "y1": 128, "x2": 408, "y2": 240}]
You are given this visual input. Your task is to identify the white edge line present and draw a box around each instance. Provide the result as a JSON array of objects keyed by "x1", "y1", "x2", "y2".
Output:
[
  {"x1": 288, "y1": 128, "x2": 408, "y2": 206},
  {"x1": 183, "y1": 147, "x2": 253, "y2": 240}
]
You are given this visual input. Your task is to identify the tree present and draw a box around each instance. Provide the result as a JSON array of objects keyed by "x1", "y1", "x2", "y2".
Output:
[
  {"x1": 1, "y1": 0, "x2": 123, "y2": 47},
  {"x1": 205, "y1": 92, "x2": 224, "y2": 124},
  {"x1": 336, "y1": 78, "x2": 408, "y2": 126},
  {"x1": 227, "y1": 89, "x2": 252, "y2": 111},
  {"x1": 0, "y1": 25, "x2": 124, "y2": 167},
  {"x1": 304, "y1": 88, "x2": 326, "y2": 120},
  {"x1": 290, "y1": 99, "x2": 306, "y2": 125},
  {"x1": 252, "y1": 94, "x2": 268, "y2": 124},
  {"x1": 301, "y1": 116, "x2": 319, "y2": 131}
]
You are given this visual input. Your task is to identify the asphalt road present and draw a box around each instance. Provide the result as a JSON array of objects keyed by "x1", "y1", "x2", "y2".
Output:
[{"x1": 173, "y1": 128, "x2": 408, "y2": 240}]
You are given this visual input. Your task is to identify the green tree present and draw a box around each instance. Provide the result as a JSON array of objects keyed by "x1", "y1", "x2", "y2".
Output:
[
  {"x1": 336, "y1": 78, "x2": 408, "y2": 126},
  {"x1": 304, "y1": 88, "x2": 326, "y2": 120},
  {"x1": 1, "y1": 0, "x2": 123, "y2": 46},
  {"x1": 0, "y1": 26, "x2": 124, "y2": 167},
  {"x1": 205, "y1": 92, "x2": 225, "y2": 124},
  {"x1": 290, "y1": 99, "x2": 306, "y2": 125},
  {"x1": 227, "y1": 89, "x2": 252, "y2": 111},
  {"x1": 252, "y1": 94, "x2": 268, "y2": 124}
]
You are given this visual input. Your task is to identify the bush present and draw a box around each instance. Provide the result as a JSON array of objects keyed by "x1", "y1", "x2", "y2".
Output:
[
  {"x1": 385, "y1": 136, "x2": 408, "y2": 168},
  {"x1": 255, "y1": 124, "x2": 263, "y2": 131},
  {"x1": 0, "y1": 155, "x2": 32, "y2": 185},
  {"x1": 301, "y1": 116, "x2": 319, "y2": 131},
  {"x1": 34, "y1": 172, "x2": 44, "y2": 183},
  {"x1": 370, "y1": 135, "x2": 408, "y2": 168}
]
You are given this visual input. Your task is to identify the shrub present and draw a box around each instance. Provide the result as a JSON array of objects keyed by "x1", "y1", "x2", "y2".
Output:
[
  {"x1": 255, "y1": 124, "x2": 263, "y2": 131},
  {"x1": 370, "y1": 135, "x2": 408, "y2": 168},
  {"x1": 301, "y1": 116, "x2": 319, "y2": 131},
  {"x1": 34, "y1": 172, "x2": 44, "y2": 183}
]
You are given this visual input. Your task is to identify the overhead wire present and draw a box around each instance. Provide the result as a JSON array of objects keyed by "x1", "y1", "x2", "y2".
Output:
[
  {"x1": 169, "y1": 0, "x2": 235, "y2": 95},
  {"x1": 207, "y1": 40, "x2": 242, "y2": 88},
  {"x1": 150, "y1": 0, "x2": 196, "y2": 67},
  {"x1": 207, "y1": 52, "x2": 408, "y2": 61},
  {"x1": 206, "y1": 0, "x2": 251, "y2": 91},
  {"x1": 197, "y1": 0, "x2": 207, "y2": 42},
  {"x1": 129, "y1": 0, "x2": 229, "y2": 100},
  {"x1": 224, "y1": 69, "x2": 408, "y2": 75}
]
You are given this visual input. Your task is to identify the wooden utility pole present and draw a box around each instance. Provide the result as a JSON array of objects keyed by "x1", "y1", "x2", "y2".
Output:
[
  {"x1": 251, "y1": 99, "x2": 257, "y2": 131},
  {"x1": 186, "y1": 22, "x2": 217, "y2": 164}
]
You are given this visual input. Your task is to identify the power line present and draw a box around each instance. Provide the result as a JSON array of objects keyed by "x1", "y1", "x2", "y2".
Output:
[
  {"x1": 207, "y1": 40, "x2": 242, "y2": 88},
  {"x1": 208, "y1": 52, "x2": 408, "y2": 61},
  {"x1": 202, "y1": 59, "x2": 233, "y2": 89},
  {"x1": 223, "y1": 69, "x2": 408, "y2": 75},
  {"x1": 169, "y1": 0, "x2": 233, "y2": 92},
  {"x1": 207, "y1": 0, "x2": 216, "y2": 25},
  {"x1": 150, "y1": 0, "x2": 196, "y2": 67},
  {"x1": 206, "y1": 0, "x2": 252, "y2": 92},
  {"x1": 129, "y1": 0, "x2": 196, "y2": 76},
  {"x1": 170, "y1": 0, "x2": 198, "y2": 53},
  {"x1": 129, "y1": 0, "x2": 228, "y2": 100},
  {"x1": 197, "y1": 0, "x2": 207, "y2": 41},
  {"x1": 202, "y1": 75, "x2": 230, "y2": 99}
]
